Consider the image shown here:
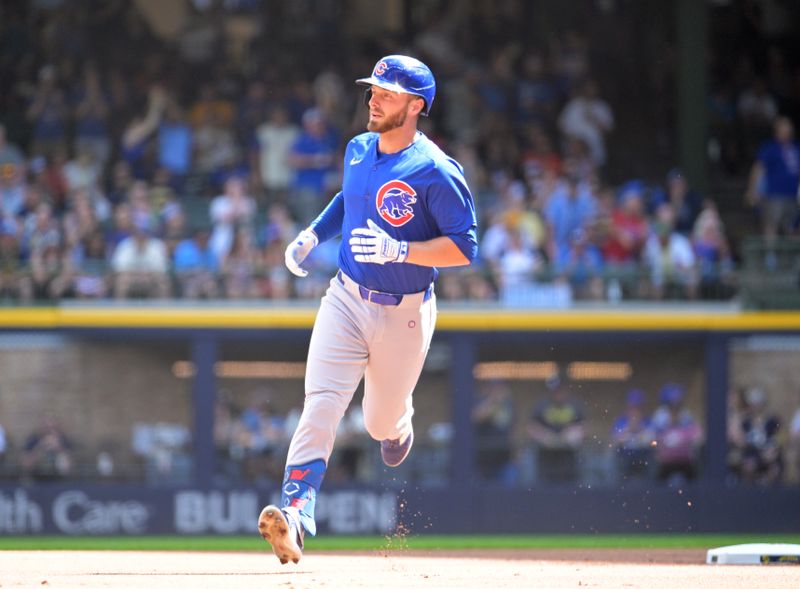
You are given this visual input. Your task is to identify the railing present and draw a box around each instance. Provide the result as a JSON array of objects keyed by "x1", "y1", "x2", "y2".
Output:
[
  {"x1": 740, "y1": 237, "x2": 800, "y2": 309},
  {"x1": 0, "y1": 261, "x2": 741, "y2": 305}
]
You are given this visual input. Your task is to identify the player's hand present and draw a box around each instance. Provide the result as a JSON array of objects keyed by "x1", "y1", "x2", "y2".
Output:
[
  {"x1": 349, "y1": 219, "x2": 408, "y2": 264},
  {"x1": 284, "y1": 228, "x2": 319, "y2": 277}
]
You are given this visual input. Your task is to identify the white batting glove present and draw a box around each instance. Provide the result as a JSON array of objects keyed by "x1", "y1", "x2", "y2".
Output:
[
  {"x1": 349, "y1": 219, "x2": 409, "y2": 264},
  {"x1": 284, "y1": 228, "x2": 319, "y2": 277}
]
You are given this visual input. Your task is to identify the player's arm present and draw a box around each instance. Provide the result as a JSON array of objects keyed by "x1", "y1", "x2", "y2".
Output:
[
  {"x1": 309, "y1": 191, "x2": 344, "y2": 243},
  {"x1": 416, "y1": 162, "x2": 479, "y2": 267},
  {"x1": 285, "y1": 192, "x2": 344, "y2": 277},
  {"x1": 405, "y1": 236, "x2": 470, "y2": 267}
]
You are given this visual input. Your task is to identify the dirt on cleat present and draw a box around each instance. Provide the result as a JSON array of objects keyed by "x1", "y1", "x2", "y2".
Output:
[{"x1": 258, "y1": 505, "x2": 303, "y2": 565}]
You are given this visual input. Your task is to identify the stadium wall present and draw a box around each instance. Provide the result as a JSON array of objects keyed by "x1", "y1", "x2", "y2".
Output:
[{"x1": 1, "y1": 306, "x2": 799, "y2": 534}]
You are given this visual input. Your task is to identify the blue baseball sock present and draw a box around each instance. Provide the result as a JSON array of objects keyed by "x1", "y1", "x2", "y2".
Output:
[{"x1": 281, "y1": 459, "x2": 326, "y2": 536}]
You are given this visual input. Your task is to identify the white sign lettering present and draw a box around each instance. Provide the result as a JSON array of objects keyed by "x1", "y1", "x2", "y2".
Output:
[
  {"x1": 174, "y1": 491, "x2": 259, "y2": 534},
  {"x1": 0, "y1": 490, "x2": 43, "y2": 533},
  {"x1": 52, "y1": 491, "x2": 149, "y2": 534}
]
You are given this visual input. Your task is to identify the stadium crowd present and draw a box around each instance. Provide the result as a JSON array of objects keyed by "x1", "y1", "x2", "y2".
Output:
[{"x1": 5, "y1": 1, "x2": 795, "y2": 306}]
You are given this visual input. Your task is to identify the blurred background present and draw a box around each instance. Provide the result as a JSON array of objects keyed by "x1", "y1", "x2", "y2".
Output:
[{"x1": 0, "y1": 0, "x2": 799, "y2": 535}]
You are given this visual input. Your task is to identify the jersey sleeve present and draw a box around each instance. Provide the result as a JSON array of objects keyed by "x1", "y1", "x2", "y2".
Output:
[
  {"x1": 426, "y1": 159, "x2": 478, "y2": 262},
  {"x1": 310, "y1": 191, "x2": 344, "y2": 243}
]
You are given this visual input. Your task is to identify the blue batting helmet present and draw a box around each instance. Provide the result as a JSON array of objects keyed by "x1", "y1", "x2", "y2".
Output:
[{"x1": 356, "y1": 55, "x2": 436, "y2": 116}]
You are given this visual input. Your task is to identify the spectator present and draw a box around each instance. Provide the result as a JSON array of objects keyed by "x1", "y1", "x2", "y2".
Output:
[
  {"x1": 731, "y1": 387, "x2": 783, "y2": 485},
  {"x1": 642, "y1": 203, "x2": 698, "y2": 299},
  {"x1": 727, "y1": 386, "x2": 749, "y2": 481},
  {"x1": 527, "y1": 374, "x2": 585, "y2": 483},
  {"x1": 745, "y1": 116, "x2": 800, "y2": 257},
  {"x1": 544, "y1": 174, "x2": 598, "y2": 263},
  {"x1": 106, "y1": 160, "x2": 134, "y2": 205},
  {"x1": 557, "y1": 78, "x2": 614, "y2": 169},
  {"x1": 20, "y1": 416, "x2": 74, "y2": 482},
  {"x1": 67, "y1": 230, "x2": 110, "y2": 299},
  {"x1": 554, "y1": 227, "x2": 604, "y2": 300},
  {"x1": 26, "y1": 65, "x2": 69, "y2": 158},
  {"x1": 157, "y1": 196, "x2": 186, "y2": 262},
  {"x1": 131, "y1": 421, "x2": 192, "y2": 485},
  {"x1": 288, "y1": 107, "x2": 338, "y2": 224},
  {"x1": 173, "y1": 227, "x2": 220, "y2": 299},
  {"x1": 253, "y1": 106, "x2": 300, "y2": 204},
  {"x1": 110, "y1": 222, "x2": 170, "y2": 299},
  {"x1": 209, "y1": 175, "x2": 257, "y2": 262},
  {"x1": 611, "y1": 389, "x2": 655, "y2": 480},
  {"x1": 259, "y1": 203, "x2": 297, "y2": 299},
  {"x1": 0, "y1": 217, "x2": 31, "y2": 301},
  {"x1": 157, "y1": 100, "x2": 193, "y2": 184},
  {"x1": 521, "y1": 125, "x2": 563, "y2": 184},
  {"x1": 192, "y1": 103, "x2": 240, "y2": 186},
  {"x1": 658, "y1": 168, "x2": 703, "y2": 236},
  {"x1": 127, "y1": 178, "x2": 162, "y2": 232},
  {"x1": 515, "y1": 51, "x2": 559, "y2": 127},
  {"x1": 601, "y1": 182, "x2": 649, "y2": 295},
  {"x1": 650, "y1": 384, "x2": 703, "y2": 485},
  {"x1": 0, "y1": 127, "x2": 26, "y2": 219},
  {"x1": 238, "y1": 81, "x2": 272, "y2": 149},
  {"x1": 472, "y1": 379, "x2": 515, "y2": 482},
  {"x1": 105, "y1": 201, "x2": 134, "y2": 252},
  {"x1": 214, "y1": 394, "x2": 240, "y2": 483},
  {"x1": 494, "y1": 225, "x2": 544, "y2": 296},
  {"x1": 72, "y1": 63, "x2": 111, "y2": 168},
  {"x1": 64, "y1": 146, "x2": 101, "y2": 193},
  {"x1": 691, "y1": 203, "x2": 735, "y2": 298},
  {"x1": 221, "y1": 228, "x2": 262, "y2": 299},
  {"x1": 41, "y1": 150, "x2": 70, "y2": 212},
  {"x1": 0, "y1": 124, "x2": 25, "y2": 202},
  {"x1": 329, "y1": 406, "x2": 370, "y2": 483},
  {"x1": 24, "y1": 201, "x2": 62, "y2": 300},
  {"x1": 189, "y1": 83, "x2": 235, "y2": 130},
  {"x1": 232, "y1": 393, "x2": 285, "y2": 483},
  {"x1": 120, "y1": 86, "x2": 167, "y2": 180}
]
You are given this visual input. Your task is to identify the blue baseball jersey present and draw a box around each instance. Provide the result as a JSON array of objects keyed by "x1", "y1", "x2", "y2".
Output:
[{"x1": 311, "y1": 131, "x2": 477, "y2": 294}]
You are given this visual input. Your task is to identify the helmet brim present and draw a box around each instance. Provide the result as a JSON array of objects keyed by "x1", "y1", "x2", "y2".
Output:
[
  {"x1": 356, "y1": 76, "x2": 415, "y2": 96},
  {"x1": 355, "y1": 77, "x2": 429, "y2": 115}
]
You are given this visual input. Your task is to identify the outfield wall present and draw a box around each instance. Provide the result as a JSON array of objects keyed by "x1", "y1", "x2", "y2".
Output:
[{"x1": 1, "y1": 305, "x2": 799, "y2": 534}]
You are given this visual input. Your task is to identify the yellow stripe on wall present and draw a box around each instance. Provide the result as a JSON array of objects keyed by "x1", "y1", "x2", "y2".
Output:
[{"x1": 0, "y1": 307, "x2": 799, "y2": 332}]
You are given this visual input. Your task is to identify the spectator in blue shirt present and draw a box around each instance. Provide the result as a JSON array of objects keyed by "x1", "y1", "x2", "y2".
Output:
[
  {"x1": 173, "y1": 227, "x2": 219, "y2": 299},
  {"x1": 288, "y1": 108, "x2": 339, "y2": 224},
  {"x1": 746, "y1": 116, "x2": 800, "y2": 248},
  {"x1": 158, "y1": 100, "x2": 193, "y2": 188},
  {"x1": 544, "y1": 174, "x2": 598, "y2": 263},
  {"x1": 554, "y1": 227, "x2": 604, "y2": 300}
]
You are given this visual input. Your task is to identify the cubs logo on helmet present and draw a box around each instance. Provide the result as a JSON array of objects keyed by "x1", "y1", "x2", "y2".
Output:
[
  {"x1": 376, "y1": 180, "x2": 417, "y2": 227},
  {"x1": 374, "y1": 61, "x2": 388, "y2": 75}
]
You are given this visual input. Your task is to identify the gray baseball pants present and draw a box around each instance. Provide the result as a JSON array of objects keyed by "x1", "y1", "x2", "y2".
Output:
[{"x1": 286, "y1": 270, "x2": 437, "y2": 467}]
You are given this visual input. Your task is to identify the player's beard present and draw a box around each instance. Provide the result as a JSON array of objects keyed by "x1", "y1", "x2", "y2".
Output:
[{"x1": 367, "y1": 107, "x2": 407, "y2": 133}]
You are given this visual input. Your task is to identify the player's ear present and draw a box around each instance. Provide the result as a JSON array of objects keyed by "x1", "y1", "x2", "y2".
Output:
[{"x1": 408, "y1": 96, "x2": 424, "y2": 116}]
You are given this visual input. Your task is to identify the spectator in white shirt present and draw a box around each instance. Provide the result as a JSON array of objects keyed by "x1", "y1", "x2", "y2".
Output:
[
  {"x1": 111, "y1": 222, "x2": 170, "y2": 299},
  {"x1": 558, "y1": 78, "x2": 614, "y2": 168},
  {"x1": 209, "y1": 175, "x2": 256, "y2": 262},
  {"x1": 643, "y1": 204, "x2": 698, "y2": 300},
  {"x1": 254, "y1": 106, "x2": 300, "y2": 203}
]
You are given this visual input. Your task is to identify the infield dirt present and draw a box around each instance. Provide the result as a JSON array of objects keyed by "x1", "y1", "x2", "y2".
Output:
[{"x1": 2, "y1": 549, "x2": 798, "y2": 588}]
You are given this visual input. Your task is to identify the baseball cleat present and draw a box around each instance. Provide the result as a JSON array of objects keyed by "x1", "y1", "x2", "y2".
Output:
[
  {"x1": 258, "y1": 505, "x2": 304, "y2": 565},
  {"x1": 381, "y1": 430, "x2": 414, "y2": 467}
]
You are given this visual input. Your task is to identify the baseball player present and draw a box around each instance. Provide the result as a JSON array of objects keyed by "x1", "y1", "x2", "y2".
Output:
[{"x1": 258, "y1": 55, "x2": 478, "y2": 565}]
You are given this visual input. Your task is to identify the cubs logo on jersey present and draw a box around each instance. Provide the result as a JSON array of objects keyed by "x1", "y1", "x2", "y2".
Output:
[{"x1": 376, "y1": 179, "x2": 417, "y2": 227}]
